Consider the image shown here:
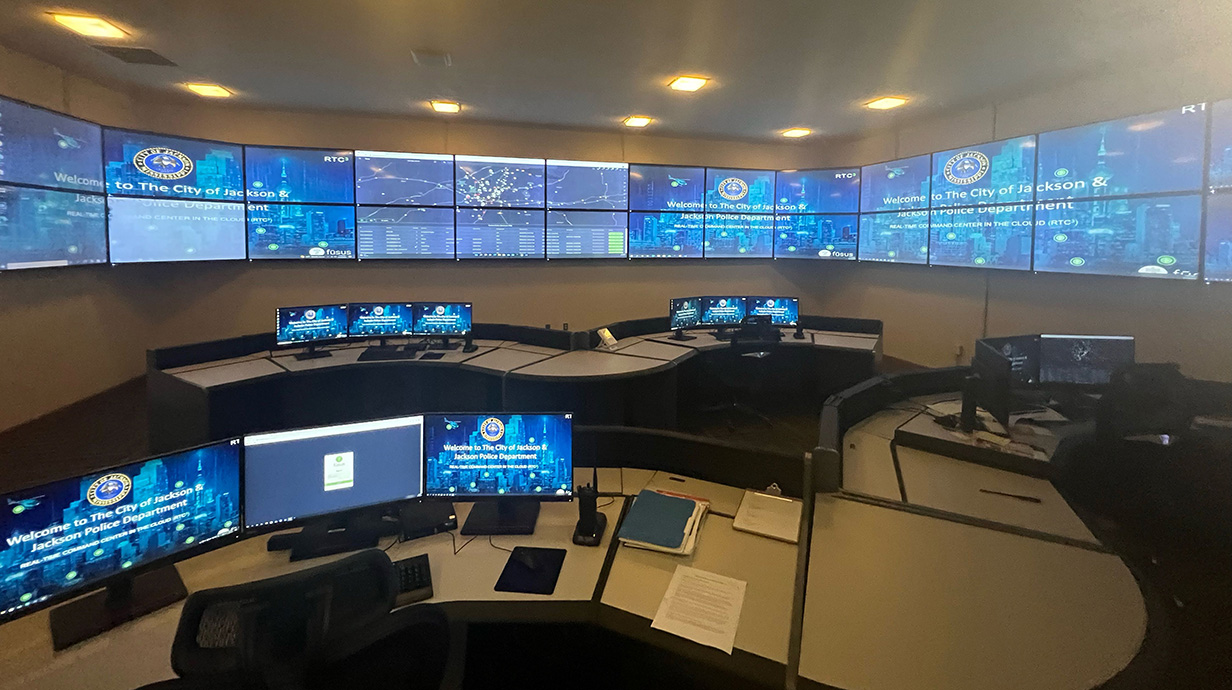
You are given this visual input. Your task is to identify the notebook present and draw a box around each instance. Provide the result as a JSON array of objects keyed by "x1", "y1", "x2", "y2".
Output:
[{"x1": 618, "y1": 489, "x2": 703, "y2": 551}]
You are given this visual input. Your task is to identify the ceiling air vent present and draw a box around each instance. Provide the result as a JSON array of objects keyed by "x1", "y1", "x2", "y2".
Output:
[{"x1": 91, "y1": 46, "x2": 178, "y2": 66}]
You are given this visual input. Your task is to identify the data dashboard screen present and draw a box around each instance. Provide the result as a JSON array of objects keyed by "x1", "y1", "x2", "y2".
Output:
[
  {"x1": 413, "y1": 302, "x2": 472, "y2": 335},
  {"x1": 1035, "y1": 106, "x2": 1206, "y2": 201},
  {"x1": 705, "y1": 168, "x2": 776, "y2": 213},
  {"x1": 357, "y1": 206, "x2": 454, "y2": 259},
  {"x1": 703, "y1": 214, "x2": 774, "y2": 258},
  {"x1": 108, "y1": 198, "x2": 247, "y2": 264},
  {"x1": 247, "y1": 203, "x2": 355, "y2": 260},
  {"x1": 699, "y1": 296, "x2": 747, "y2": 326},
  {"x1": 628, "y1": 211, "x2": 703, "y2": 258},
  {"x1": 669, "y1": 297, "x2": 701, "y2": 329},
  {"x1": 455, "y1": 155, "x2": 545, "y2": 208},
  {"x1": 0, "y1": 185, "x2": 107, "y2": 270},
  {"x1": 1205, "y1": 192, "x2": 1232, "y2": 282},
  {"x1": 1210, "y1": 99, "x2": 1232, "y2": 193},
  {"x1": 547, "y1": 210, "x2": 627, "y2": 259},
  {"x1": 546, "y1": 160, "x2": 628, "y2": 209},
  {"x1": 747, "y1": 297, "x2": 799, "y2": 325},
  {"x1": 775, "y1": 168, "x2": 860, "y2": 214},
  {"x1": 455, "y1": 208, "x2": 545, "y2": 259},
  {"x1": 354, "y1": 151, "x2": 454, "y2": 207},
  {"x1": 245, "y1": 147, "x2": 354, "y2": 204},
  {"x1": 861, "y1": 154, "x2": 931, "y2": 213},
  {"x1": 276, "y1": 304, "x2": 349, "y2": 345},
  {"x1": 858, "y1": 211, "x2": 930, "y2": 264},
  {"x1": 347, "y1": 303, "x2": 415, "y2": 337},
  {"x1": 773, "y1": 214, "x2": 858, "y2": 260},
  {"x1": 929, "y1": 203, "x2": 1033, "y2": 269},
  {"x1": 1033, "y1": 196, "x2": 1201, "y2": 279},
  {"x1": 0, "y1": 97, "x2": 103, "y2": 193},
  {"x1": 629, "y1": 165, "x2": 705, "y2": 211},
  {"x1": 104, "y1": 131, "x2": 243, "y2": 201},
  {"x1": 930, "y1": 136, "x2": 1036, "y2": 207}
]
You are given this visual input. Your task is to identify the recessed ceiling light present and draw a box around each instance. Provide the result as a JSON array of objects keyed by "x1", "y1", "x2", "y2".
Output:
[
  {"x1": 865, "y1": 96, "x2": 909, "y2": 110},
  {"x1": 184, "y1": 83, "x2": 232, "y2": 98},
  {"x1": 430, "y1": 100, "x2": 461, "y2": 114},
  {"x1": 50, "y1": 13, "x2": 127, "y2": 39},
  {"x1": 781, "y1": 128, "x2": 812, "y2": 138},
  {"x1": 623, "y1": 115, "x2": 652, "y2": 128},
  {"x1": 669, "y1": 76, "x2": 709, "y2": 92}
]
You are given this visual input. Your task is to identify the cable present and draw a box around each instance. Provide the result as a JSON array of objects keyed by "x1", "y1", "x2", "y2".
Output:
[
  {"x1": 486, "y1": 535, "x2": 514, "y2": 553},
  {"x1": 382, "y1": 534, "x2": 401, "y2": 552},
  {"x1": 448, "y1": 531, "x2": 476, "y2": 555}
]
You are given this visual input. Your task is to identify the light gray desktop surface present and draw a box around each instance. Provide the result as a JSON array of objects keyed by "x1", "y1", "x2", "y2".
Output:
[
  {"x1": 510, "y1": 349, "x2": 671, "y2": 379},
  {"x1": 459, "y1": 347, "x2": 555, "y2": 374},
  {"x1": 812, "y1": 332, "x2": 879, "y2": 352},
  {"x1": 272, "y1": 345, "x2": 495, "y2": 372},
  {"x1": 169, "y1": 357, "x2": 288, "y2": 388},
  {"x1": 611, "y1": 339, "x2": 695, "y2": 362}
]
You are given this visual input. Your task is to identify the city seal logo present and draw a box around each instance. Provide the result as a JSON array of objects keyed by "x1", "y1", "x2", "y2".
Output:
[
  {"x1": 943, "y1": 151, "x2": 989, "y2": 185},
  {"x1": 718, "y1": 177, "x2": 749, "y2": 202},
  {"x1": 480, "y1": 417, "x2": 506, "y2": 443},
  {"x1": 87, "y1": 473, "x2": 132, "y2": 507},
  {"x1": 133, "y1": 147, "x2": 194, "y2": 181}
]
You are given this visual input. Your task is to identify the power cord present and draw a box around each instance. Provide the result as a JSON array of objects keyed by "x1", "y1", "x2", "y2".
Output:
[
  {"x1": 486, "y1": 535, "x2": 513, "y2": 553},
  {"x1": 449, "y1": 531, "x2": 477, "y2": 555}
]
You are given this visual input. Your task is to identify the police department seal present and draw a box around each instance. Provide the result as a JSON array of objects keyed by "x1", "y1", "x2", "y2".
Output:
[
  {"x1": 87, "y1": 473, "x2": 132, "y2": 507},
  {"x1": 943, "y1": 151, "x2": 989, "y2": 185},
  {"x1": 133, "y1": 147, "x2": 193, "y2": 181},
  {"x1": 718, "y1": 177, "x2": 749, "y2": 201},
  {"x1": 480, "y1": 417, "x2": 505, "y2": 443}
]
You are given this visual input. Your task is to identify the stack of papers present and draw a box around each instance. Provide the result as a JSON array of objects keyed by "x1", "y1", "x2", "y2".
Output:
[
  {"x1": 732, "y1": 490, "x2": 802, "y2": 544},
  {"x1": 617, "y1": 489, "x2": 709, "y2": 556}
]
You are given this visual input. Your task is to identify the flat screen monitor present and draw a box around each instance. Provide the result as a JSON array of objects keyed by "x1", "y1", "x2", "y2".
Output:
[
  {"x1": 929, "y1": 203, "x2": 1033, "y2": 270},
  {"x1": 354, "y1": 151, "x2": 454, "y2": 207},
  {"x1": 247, "y1": 203, "x2": 356, "y2": 260},
  {"x1": 699, "y1": 296, "x2": 747, "y2": 326},
  {"x1": 930, "y1": 136, "x2": 1037, "y2": 208},
  {"x1": 412, "y1": 302, "x2": 472, "y2": 336},
  {"x1": 775, "y1": 168, "x2": 860, "y2": 214},
  {"x1": 858, "y1": 211, "x2": 930, "y2": 264},
  {"x1": 0, "y1": 96, "x2": 103, "y2": 193},
  {"x1": 704, "y1": 214, "x2": 774, "y2": 258},
  {"x1": 1205, "y1": 192, "x2": 1232, "y2": 282},
  {"x1": 1032, "y1": 195, "x2": 1201, "y2": 279},
  {"x1": 276, "y1": 304, "x2": 349, "y2": 346},
  {"x1": 980, "y1": 335, "x2": 1040, "y2": 385},
  {"x1": 454, "y1": 155, "x2": 545, "y2": 208},
  {"x1": 244, "y1": 146, "x2": 355, "y2": 204},
  {"x1": 242, "y1": 416, "x2": 425, "y2": 531},
  {"x1": 747, "y1": 297, "x2": 799, "y2": 326},
  {"x1": 347, "y1": 303, "x2": 415, "y2": 337},
  {"x1": 628, "y1": 211, "x2": 704, "y2": 258},
  {"x1": 0, "y1": 440, "x2": 241, "y2": 621},
  {"x1": 705, "y1": 168, "x2": 776, "y2": 213},
  {"x1": 860, "y1": 154, "x2": 931, "y2": 213},
  {"x1": 546, "y1": 160, "x2": 629, "y2": 210},
  {"x1": 455, "y1": 208, "x2": 545, "y2": 259},
  {"x1": 0, "y1": 185, "x2": 107, "y2": 270},
  {"x1": 103, "y1": 130, "x2": 243, "y2": 201},
  {"x1": 1035, "y1": 106, "x2": 1206, "y2": 201},
  {"x1": 107, "y1": 198, "x2": 247, "y2": 264},
  {"x1": 774, "y1": 214, "x2": 857, "y2": 261},
  {"x1": 357, "y1": 206, "x2": 455, "y2": 259},
  {"x1": 971, "y1": 341, "x2": 1013, "y2": 428},
  {"x1": 1039, "y1": 334, "x2": 1135, "y2": 386},
  {"x1": 546, "y1": 210, "x2": 627, "y2": 259},
  {"x1": 423, "y1": 413, "x2": 573, "y2": 499},
  {"x1": 669, "y1": 297, "x2": 701, "y2": 330},
  {"x1": 1210, "y1": 99, "x2": 1232, "y2": 193},
  {"x1": 628, "y1": 164, "x2": 705, "y2": 212}
]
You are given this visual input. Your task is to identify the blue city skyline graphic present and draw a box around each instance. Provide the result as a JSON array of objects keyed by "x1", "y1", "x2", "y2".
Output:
[
  {"x1": 861, "y1": 154, "x2": 931, "y2": 213},
  {"x1": 247, "y1": 203, "x2": 355, "y2": 259},
  {"x1": 929, "y1": 204, "x2": 1033, "y2": 269},
  {"x1": 348, "y1": 303, "x2": 415, "y2": 337},
  {"x1": 705, "y1": 168, "x2": 776, "y2": 213},
  {"x1": 773, "y1": 213, "x2": 858, "y2": 260},
  {"x1": 858, "y1": 211, "x2": 930, "y2": 264},
  {"x1": 412, "y1": 302, "x2": 472, "y2": 335},
  {"x1": 547, "y1": 210, "x2": 627, "y2": 258},
  {"x1": 0, "y1": 185, "x2": 107, "y2": 270},
  {"x1": 748, "y1": 297, "x2": 799, "y2": 325},
  {"x1": 628, "y1": 211, "x2": 704, "y2": 258},
  {"x1": 629, "y1": 165, "x2": 705, "y2": 212},
  {"x1": 1209, "y1": 99, "x2": 1232, "y2": 192},
  {"x1": 276, "y1": 304, "x2": 348, "y2": 344},
  {"x1": 357, "y1": 205, "x2": 455, "y2": 259},
  {"x1": 670, "y1": 297, "x2": 701, "y2": 329},
  {"x1": 775, "y1": 169, "x2": 860, "y2": 214},
  {"x1": 700, "y1": 296, "x2": 747, "y2": 325},
  {"x1": 245, "y1": 147, "x2": 355, "y2": 204},
  {"x1": 703, "y1": 214, "x2": 774, "y2": 257},
  {"x1": 546, "y1": 162, "x2": 629, "y2": 210},
  {"x1": 455, "y1": 159, "x2": 545, "y2": 208},
  {"x1": 930, "y1": 136, "x2": 1036, "y2": 207},
  {"x1": 354, "y1": 153, "x2": 454, "y2": 207},
  {"x1": 1204, "y1": 193, "x2": 1232, "y2": 282},
  {"x1": 104, "y1": 132, "x2": 243, "y2": 200},
  {"x1": 108, "y1": 198, "x2": 246, "y2": 264},
  {"x1": 424, "y1": 414, "x2": 572, "y2": 497},
  {"x1": 0, "y1": 98, "x2": 103, "y2": 192},
  {"x1": 455, "y1": 208, "x2": 545, "y2": 259}
]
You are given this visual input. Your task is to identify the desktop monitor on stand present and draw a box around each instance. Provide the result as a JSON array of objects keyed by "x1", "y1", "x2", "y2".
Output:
[
  {"x1": 348, "y1": 302, "x2": 415, "y2": 349},
  {"x1": 668, "y1": 297, "x2": 701, "y2": 341},
  {"x1": 277, "y1": 304, "x2": 350, "y2": 360},
  {"x1": 747, "y1": 296, "x2": 799, "y2": 328},
  {"x1": 413, "y1": 302, "x2": 475, "y2": 352},
  {"x1": 699, "y1": 296, "x2": 748, "y2": 340},
  {"x1": 964, "y1": 340, "x2": 1014, "y2": 432},
  {"x1": 423, "y1": 413, "x2": 574, "y2": 535}
]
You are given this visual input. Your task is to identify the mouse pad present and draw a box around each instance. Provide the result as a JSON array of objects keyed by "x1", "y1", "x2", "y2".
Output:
[{"x1": 494, "y1": 547, "x2": 567, "y2": 595}]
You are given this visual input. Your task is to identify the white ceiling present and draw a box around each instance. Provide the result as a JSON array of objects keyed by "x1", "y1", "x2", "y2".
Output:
[{"x1": 2, "y1": 0, "x2": 1231, "y2": 140}]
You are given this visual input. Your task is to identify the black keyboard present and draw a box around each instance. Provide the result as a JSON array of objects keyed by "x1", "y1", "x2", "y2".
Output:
[
  {"x1": 393, "y1": 554, "x2": 434, "y2": 607},
  {"x1": 357, "y1": 347, "x2": 418, "y2": 362}
]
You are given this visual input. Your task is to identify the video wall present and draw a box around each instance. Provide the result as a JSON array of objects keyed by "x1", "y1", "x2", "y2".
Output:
[{"x1": 1, "y1": 94, "x2": 1230, "y2": 281}]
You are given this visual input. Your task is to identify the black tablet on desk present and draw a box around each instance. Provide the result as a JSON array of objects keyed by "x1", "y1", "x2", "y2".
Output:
[{"x1": 495, "y1": 547, "x2": 567, "y2": 595}]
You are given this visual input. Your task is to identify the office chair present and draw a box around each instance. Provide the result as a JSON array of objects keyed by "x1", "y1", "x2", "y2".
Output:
[{"x1": 699, "y1": 341, "x2": 778, "y2": 430}]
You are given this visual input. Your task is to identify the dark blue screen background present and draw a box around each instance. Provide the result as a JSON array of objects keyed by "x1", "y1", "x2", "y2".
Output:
[
  {"x1": 347, "y1": 303, "x2": 415, "y2": 336},
  {"x1": 354, "y1": 152, "x2": 454, "y2": 207},
  {"x1": 1033, "y1": 196, "x2": 1201, "y2": 279},
  {"x1": 546, "y1": 161, "x2": 628, "y2": 209},
  {"x1": 629, "y1": 165, "x2": 705, "y2": 211},
  {"x1": 276, "y1": 305, "x2": 349, "y2": 344},
  {"x1": 245, "y1": 147, "x2": 354, "y2": 203},
  {"x1": 0, "y1": 185, "x2": 107, "y2": 270},
  {"x1": 774, "y1": 214, "x2": 857, "y2": 260},
  {"x1": 858, "y1": 211, "x2": 930, "y2": 263},
  {"x1": 247, "y1": 203, "x2": 356, "y2": 259},
  {"x1": 929, "y1": 204, "x2": 1033, "y2": 270},
  {"x1": 413, "y1": 302, "x2": 472, "y2": 335},
  {"x1": 930, "y1": 136, "x2": 1036, "y2": 207},
  {"x1": 628, "y1": 211, "x2": 704, "y2": 258},
  {"x1": 0, "y1": 97, "x2": 103, "y2": 193},
  {"x1": 747, "y1": 297, "x2": 799, "y2": 325},
  {"x1": 699, "y1": 296, "x2": 747, "y2": 325},
  {"x1": 775, "y1": 168, "x2": 860, "y2": 213},
  {"x1": 705, "y1": 168, "x2": 776, "y2": 213},
  {"x1": 861, "y1": 155, "x2": 931, "y2": 212}
]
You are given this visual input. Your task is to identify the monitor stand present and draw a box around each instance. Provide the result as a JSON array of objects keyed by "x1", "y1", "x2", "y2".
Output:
[
  {"x1": 669, "y1": 328, "x2": 696, "y2": 342},
  {"x1": 294, "y1": 343, "x2": 333, "y2": 361},
  {"x1": 461, "y1": 501, "x2": 540, "y2": 535},
  {"x1": 792, "y1": 324, "x2": 807, "y2": 340},
  {"x1": 266, "y1": 512, "x2": 399, "y2": 562},
  {"x1": 49, "y1": 564, "x2": 187, "y2": 651}
]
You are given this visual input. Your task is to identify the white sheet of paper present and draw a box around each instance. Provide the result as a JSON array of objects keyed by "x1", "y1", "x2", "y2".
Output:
[
  {"x1": 651, "y1": 565, "x2": 747, "y2": 654},
  {"x1": 733, "y1": 491, "x2": 802, "y2": 543}
]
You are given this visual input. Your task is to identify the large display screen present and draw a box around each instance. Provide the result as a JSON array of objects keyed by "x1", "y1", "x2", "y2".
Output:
[
  {"x1": 546, "y1": 210, "x2": 627, "y2": 259},
  {"x1": 930, "y1": 136, "x2": 1036, "y2": 207},
  {"x1": 861, "y1": 154, "x2": 931, "y2": 213},
  {"x1": 628, "y1": 211, "x2": 704, "y2": 258},
  {"x1": 1205, "y1": 193, "x2": 1232, "y2": 282},
  {"x1": 858, "y1": 211, "x2": 930, "y2": 264},
  {"x1": 347, "y1": 303, "x2": 415, "y2": 337},
  {"x1": 703, "y1": 214, "x2": 774, "y2": 258},
  {"x1": 705, "y1": 168, "x2": 776, "y2": 213},
  {"x1": 0, "y1": 441, "x2": 240, "y2": 620},
  {"x1": 546, "y1": 160, "x2": 628, "y2": 210},
  {"x1": 0, "y1": 97, "x2": 103, "y2": 193},
  {"x1": 1035, "y1": 106, "x2": 1206, "y2": 201},
  {"x1": 629, "y1": 165, "x2": 705, "y2": 211},
  {"x1": 1033, "y1": 196, "x2": 1201, "y2": 279},
  {"x1": 776, "y1": 168, "x2": 860, "y2": 214},
  {"x1": 747, "y1": 297, "x2": 799, "y2": 326},
  {"x1": 412, "y1": 302, "x2": 472, "y2": 336},
  {"x1": 929, "y1": 204, "x2": 1033, "y2": 270},
  {"x1": 699, "y1": 296, "x2": 747, "y2": 326},
  {"x1": 0, "y1": 185, "x2": 107, "y2": 270},
  {"x1": 1039, "y1": 334, "x2": 1135, "y2": 386},
  {"x1": 245, "y1": 147, "x2": 354, "y2": 204},
  {"x1": 276, "y1": 304, "x2": 349, "y2": 345},
  {"x1": 104, "y1": 131, "x2": 243, "y2": 201},
  {"x1": 669, "y1": 297, "x2": 701, "y2": 330},
  {"x1": 423, "y1": 413, "x2": 573, "y2": 498},
  {"x1": 455, "y1": 155, "x2": 545, "y2": 208},
  {"x1": 773, "y1": 214, "x2": 857, "y2": 260},
  {"x1": 357, "y1": 206, "x2": 454, "y2": 259},
  {"x1": 455, "y1": 208, "x2": 545, "y2": 259},
  {"x1": 107, "y1": 198, "x2": 246, "y2": 264},
  {"x1": 247, "y1": 203, "x2": 355, "y2": 260},
  {"x1": 354, "y1": 151, "x2": 454, "y2": 207},
  {"x1": 1210, "y1": 99, "x2": 1232, "y2": 193}
]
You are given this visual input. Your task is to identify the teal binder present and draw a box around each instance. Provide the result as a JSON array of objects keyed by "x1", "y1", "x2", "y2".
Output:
[{"x1": 617, "y1": 490, "x2": 697, "y2": 549}]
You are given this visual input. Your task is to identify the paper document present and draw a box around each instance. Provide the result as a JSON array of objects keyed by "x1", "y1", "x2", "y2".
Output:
[
  {"x1": 733, "y1": 491, "x2": 802, "y2": 543},
  {"x1": 651, "y1": 565, "x2": 746, "y2": 654}
]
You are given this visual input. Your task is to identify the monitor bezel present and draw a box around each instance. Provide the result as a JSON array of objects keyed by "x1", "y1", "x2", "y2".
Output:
[
  {"x1": 420, "y1": 412, "x2": 575, "y2": 502},
  {"x1": 274, "y1": 303, "x2": 352, "y2": 347}
]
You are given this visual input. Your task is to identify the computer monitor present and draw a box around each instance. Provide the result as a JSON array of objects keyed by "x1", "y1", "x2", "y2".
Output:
[
  {"x1": 698, "y1": 296, "x2": 748, "y2": 328},
  {"x1": 669, "y1": 297, "x2": 701, "y2": 331},
  {"x1": 347, "y1": 303, "x2": 415, "y2": 341},
  {"x1": 276, "y1": 304, "x2": 349, "y2": 360},
  {"x1": 423, "y1": 413, "x2": 573, "y2": 535},
  {"x1": 967, "y1": 340, "x2": 1013, "y2": 429},
  {"x1": 1039, "y1": 334, "x2": 1136, "y2": 386},
  {"x1": 980, "y1": 335, "x2": 1041, "y2": 385},
  {"x1": 746, "y1": 297, "x2": 799, "y2": 326},
  {"x1": 413, "y1": 302, "x2": 472, "y2": 349}
]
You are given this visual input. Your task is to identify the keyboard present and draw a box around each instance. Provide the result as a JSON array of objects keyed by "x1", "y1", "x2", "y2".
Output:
[
  {"x1": 393, "y1": 554, "x2": 434, "y2": 607},
  {"x1": 358, "y1": 347, "x2": 419, "y2": 362}
]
